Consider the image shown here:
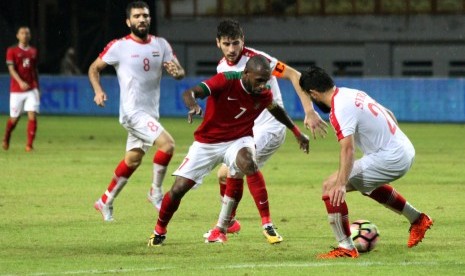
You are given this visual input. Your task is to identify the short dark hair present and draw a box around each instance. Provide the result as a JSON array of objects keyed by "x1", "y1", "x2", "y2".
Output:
[
  {"x1": 126, "y1": 1, "x2": 150, "y2": 19},
  {"x1": 245, "y1": 55, "x2": 270, "y2": 73},
  {"x1": 217, "y1": 19, "x2": 244, "y2": 40},
  {"x1": 299, "y1": 66, "x2": 334, "y2": 93}
]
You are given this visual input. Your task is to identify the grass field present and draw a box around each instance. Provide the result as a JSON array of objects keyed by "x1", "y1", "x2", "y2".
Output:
[{"x1": 1, "y1": 115, "x2": 464, "y2": 275}]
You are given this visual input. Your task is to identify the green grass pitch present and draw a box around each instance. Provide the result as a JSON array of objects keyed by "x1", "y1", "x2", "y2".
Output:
[{"x1": 1, "y1": 115, "x2": 464, "y2": 275}]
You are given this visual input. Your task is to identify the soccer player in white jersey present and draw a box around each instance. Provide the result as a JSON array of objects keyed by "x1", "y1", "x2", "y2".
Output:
[
  {"x1": 299, "y1": 66, "x2": 433, "y2": 259},
  {"x1": 203, "y1": 19, "x2": 328, "y2": 243},
  {"x1": 88, "y1": 1, "x2": 185, "y2": 221}
]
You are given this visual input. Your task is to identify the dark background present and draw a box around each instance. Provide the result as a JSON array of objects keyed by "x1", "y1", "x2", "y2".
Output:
[{"x1": 0, "y1": 0, "x2": 157, "y2": 74}]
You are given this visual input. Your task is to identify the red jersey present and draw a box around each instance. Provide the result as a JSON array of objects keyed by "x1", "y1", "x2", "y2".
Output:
[
  {"x1": 6, "y1": 45, "x2": 39, "y2": 92},
  {"x1": 194, "y1": 71, "x2": 273, "y2": 143}
]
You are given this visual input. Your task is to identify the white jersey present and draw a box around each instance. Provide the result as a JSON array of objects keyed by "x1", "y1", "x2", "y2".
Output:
[
  {"x1": 329, "y1": 87, "x2": 413, "y2": 155},
  {"x1": 100, "y1": 35, "x2": 174, "y2": 123},
  {"x1": 217, "y1": 47, "x2": 284, "y2": 129}
]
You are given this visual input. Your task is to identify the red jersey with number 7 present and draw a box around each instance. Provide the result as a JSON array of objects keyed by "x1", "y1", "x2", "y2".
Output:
[
  {"x1": 194, "y1": 71, "x2": 273, "y2": 143},
  {"x1": 6, "y1": 45, "x2": 38, "y2": 92}
]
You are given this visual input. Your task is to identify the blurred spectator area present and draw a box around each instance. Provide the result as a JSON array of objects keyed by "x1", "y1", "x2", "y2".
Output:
[
  {"x1": 162, "y1": 0, "x2": 465, "y2": 17},
  {"x1": 2, "y1": 0, "x2": 465, "y2": 77}
]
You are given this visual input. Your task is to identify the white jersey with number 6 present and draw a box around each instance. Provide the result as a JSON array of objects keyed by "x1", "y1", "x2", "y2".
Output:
[{"x1": 99, "y1": 35, "x2": 174, "y2": 123}]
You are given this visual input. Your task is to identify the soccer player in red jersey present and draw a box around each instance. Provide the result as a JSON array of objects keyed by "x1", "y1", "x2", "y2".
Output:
[
  {"x1": 205, "y1": 19, "x2": 328, "y2": 243},
  {"x1": 148, "y1": 55, "x2": 310, "y2": 246},
  {"x1": 3, "y1": 26, "x2": 39, "y2": 152}
]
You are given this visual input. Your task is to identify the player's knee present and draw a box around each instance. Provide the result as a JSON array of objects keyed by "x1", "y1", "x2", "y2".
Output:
[
  {"x1": 170, "y1": 177, "x2": 194, "y2": 200},
  {"x1": 321, "y1": 179, "x2": 332, "y2": 193},
  {"x1": 239, "y1": 160, "x2": 258, "y2": 176},
  {"x1": 217, "y1": 165, "x2": 228, "y2": 184}
]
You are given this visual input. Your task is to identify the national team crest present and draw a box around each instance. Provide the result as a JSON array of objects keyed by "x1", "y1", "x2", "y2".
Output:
[{"x1": 152, "y1": 51, "x2": 160, "y2": 57}]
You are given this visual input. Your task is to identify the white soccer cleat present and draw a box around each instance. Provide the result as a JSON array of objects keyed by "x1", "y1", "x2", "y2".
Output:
[
  {"x1": 147, "y1": 187, "x2": 163, "y2": 211},
  {"x1": 94, "y1": 199, "x2": 114, "y2": 222}
]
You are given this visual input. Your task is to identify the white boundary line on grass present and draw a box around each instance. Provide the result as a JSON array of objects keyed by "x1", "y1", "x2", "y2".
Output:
[{"x1": 3, "y1": 261, "x2": 464, "y2": 276}]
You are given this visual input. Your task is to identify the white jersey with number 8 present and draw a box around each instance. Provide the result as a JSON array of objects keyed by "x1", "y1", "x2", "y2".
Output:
[{"x1": 99, "y1": 35, "x2": 174, "y2": 123}]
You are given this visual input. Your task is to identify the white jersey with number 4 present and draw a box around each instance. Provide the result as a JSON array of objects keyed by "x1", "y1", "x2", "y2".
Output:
[
  {"x1": 99, "y1": 35, "x2": 174, "y2": 123},
  {"x1": 330, "y1": 87, "x2": 413, "y2": 155},
  {"x1": 217, "y1": 47, "x2": 284, "y2": 129}
]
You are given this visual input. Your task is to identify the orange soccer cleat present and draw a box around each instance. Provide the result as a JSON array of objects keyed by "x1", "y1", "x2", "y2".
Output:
[
  {"x1": 317, "y1": 247, "x2": 359, "y2": 259},
  {"x1": 408, "y1": 213, "x2": 433, "y2": 248}
]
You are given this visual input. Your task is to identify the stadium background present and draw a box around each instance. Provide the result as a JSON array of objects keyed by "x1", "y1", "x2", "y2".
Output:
[{"x1": 0, "y1": 0, "x2": 464, "y2": 122}]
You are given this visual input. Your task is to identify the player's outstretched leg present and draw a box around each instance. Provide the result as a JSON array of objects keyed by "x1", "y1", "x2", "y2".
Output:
[
  {"x1": 94, "y1": 160, "x2": 135, "y2": 221},
  {"x1": 365, "y1": 184, "x2": 433, "y2": 247}
]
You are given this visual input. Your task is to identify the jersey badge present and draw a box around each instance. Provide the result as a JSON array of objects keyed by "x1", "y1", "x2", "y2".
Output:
[{"x1": 152, "y1": 51, "x2": 160, "y2": 57}]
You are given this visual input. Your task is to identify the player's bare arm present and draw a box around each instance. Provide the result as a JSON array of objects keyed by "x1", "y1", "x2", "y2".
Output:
[
  {"x1": 277, "y1": 62, "x2": 328, "y2": 139},
  {"x1": 330, "y1": 135, "x2": 355, "y2": 207},
  {"x1": 182, "y1": 86, "x2": 206, "y2": 123},
  {"x1": 163, "y1": 58, "x2": 185, "y2": 80},
  {"x1": 88, "y1": 58, "x2": 108, "y2": 107},
  {"x1": 7, "y1": 64, "x2": 29, "y2": 90},
  {"x1": 267, "y1": 101, "x2": 310, "y2": 154}
]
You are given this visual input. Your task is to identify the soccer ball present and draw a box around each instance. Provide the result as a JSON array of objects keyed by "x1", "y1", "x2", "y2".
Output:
[{"x1": 350, "y1": 220, "x2": 380, "y2": 252}]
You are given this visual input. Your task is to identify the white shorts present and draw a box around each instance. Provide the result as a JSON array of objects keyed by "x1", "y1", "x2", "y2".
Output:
[
  {"x1": 174, "y1": 136, "x2": 255, "y2": 186},
  {"x1": 253, "y1": 123, "x2": 286, "y2": 168},
  {"x1": 349, "y1": 143, "x2": 416, "y2": 193},
  {"x1": 9, "y1": 89, "x2": 40, "y2": 117},
  {"x1": 121, "y1": 112, "x2": 165, "y2": 152}
]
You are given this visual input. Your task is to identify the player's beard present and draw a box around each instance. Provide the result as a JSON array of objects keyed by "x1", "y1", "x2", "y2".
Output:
[
  {"x1": 314, "y1": 100, "x2": 331, "y2": 113},
  {"x1": 130, "y1": 23, "x2": 150, "y2": 40}
]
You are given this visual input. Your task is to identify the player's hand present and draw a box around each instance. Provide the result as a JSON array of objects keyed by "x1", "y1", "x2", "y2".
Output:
[
  {"x1": 328, "y1": 184, "x2": 346, "y2": 207},
  {"x1": 94, "y1": 91, "x2": 107, "y2": 107},
  {"x1": 187, "y1": 105, "x2": 202, "y2": 124},
  {"x1": 19, "y1": 81, "x2": 30, "y2": 91},
  {"x1": 304, "y1": 111, "x2": 328, "y2": 139},
  {"x1": 296, "y1": 133, "x2": 310, "y2": 154},
  {"x1": 164, "y1": 61, "x2": 180, "y2": 79}
]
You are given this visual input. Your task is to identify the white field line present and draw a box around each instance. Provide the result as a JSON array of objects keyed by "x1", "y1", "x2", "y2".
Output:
[{"x1": 2, "y1": 261, "x2": 464, "y2": 276}]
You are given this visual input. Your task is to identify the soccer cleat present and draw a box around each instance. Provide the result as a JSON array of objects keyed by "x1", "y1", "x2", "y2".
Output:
[
  {"x1": 94, "y1": 200, "x2": 114, "y2": 222},
  {"x1": 408, "y1": 213, "x2": 433, "y2": 248},
  {"x1": 263, "y1": 225, "x2": 283, "y2": 244},
  {"x1": 2, "y1": 141, "x2": 9, "y2": 150},
  {"x1": 227, "y1": 220, "x2": 241, "y2": 234},
  {"x1": 147, "y1": 187, "x2": 163, "y2": 211},
  {"x1": 205, "y1": 227, "x2": 227, "y2": 243},
  {"x1": 202, "y1": 219, "x2": 241, "y2": 238},
  {"x1": 317, "y1": 247, "x2": 359, "y2": 259},
  {"x1": 25, "y1": 145, "x2": 33, "y2": 152},
  {"x1": 148, "y1": 233, "x2": 166, "y2": 247}
]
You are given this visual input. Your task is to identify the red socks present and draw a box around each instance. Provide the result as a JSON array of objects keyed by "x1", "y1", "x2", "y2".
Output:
[
  {"x1": 246, "y1": 171, "x2": 270, "y2": 225},
  {"x1": 101, "y1": 160, "x2": 136, "y2": 204},
  {"x1": 366, "y1": 184, "x2": 406, "y2": 212},
  {"x1": 322, "y1": 195, "x2": 352, "y2": 238},
  {"x1": 26, "y1": 119, "x2": 37, "y2": 147},
  {"x1": 224, "y1": 178, "x2": 244, "y2": 219},
  {"x1": 153, "y1": 150, "x2": 172, "y2": 166},
  {"x1": 156, "y1": 178, "x2": 195, "y2": 234},
  {"x1": 3, "y1": 119, "x2": 16, "y2": 143}
]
